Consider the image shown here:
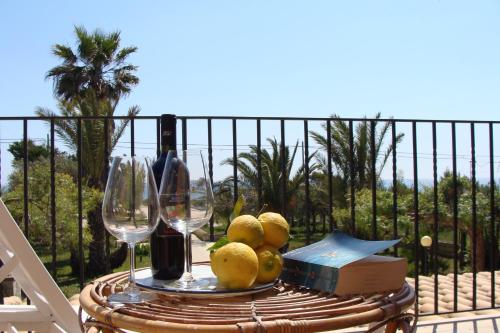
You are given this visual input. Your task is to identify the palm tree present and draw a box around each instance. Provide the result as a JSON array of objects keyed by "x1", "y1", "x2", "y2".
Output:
[
  {"x1": 310, "y1": 113, "x2": 404, "y2": 193},
  {"x1": 40, "y1": 26, "x2": 140, "y2": 276},
  {"x1": 46, "y1": 26, "x2": 138, "y2": 103},
  {"x1": 222, "y1": 138, "x2": 316, "y2": 215},
  {"x1": 36, "y1": 90, "x2": 139, "y2": 275}
]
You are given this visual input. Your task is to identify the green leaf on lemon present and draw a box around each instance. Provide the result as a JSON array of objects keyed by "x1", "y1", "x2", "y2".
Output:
[
  {"x1": 207, "y1": 236, "x2": 229, "y2": 252},
  {"x1": 229, "y1": 194, "x2": 245, "y2": 223}
]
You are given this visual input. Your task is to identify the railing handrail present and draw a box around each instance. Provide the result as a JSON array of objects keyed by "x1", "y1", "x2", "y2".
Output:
[{"x1": 0, "y1": 115, "x2": 499, "y2": 123}]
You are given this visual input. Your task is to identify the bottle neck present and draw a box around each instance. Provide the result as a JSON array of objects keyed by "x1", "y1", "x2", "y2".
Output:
[
  {"x1": 160, "y1": 114, "x2": 176, "y2": 153},
  {"x1": 160, "y1": 145, "x2": 175, "y2": 154}
]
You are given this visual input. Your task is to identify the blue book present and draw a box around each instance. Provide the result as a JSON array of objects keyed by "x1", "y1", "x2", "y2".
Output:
[{"x1": 280, "y1": 232, "x2": 406, "y2": 295}]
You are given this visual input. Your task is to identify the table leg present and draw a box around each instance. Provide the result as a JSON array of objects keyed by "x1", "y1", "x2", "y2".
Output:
[
  {"x1": 367, "y1": 321, "x2": 386, "y2": 333},
  {"x1": 383, "y1": 317, "x2": 416, "y2": 333},
  {"x1": 366, "y1": 313, "x2": 417, "y2": 333},
  {"x1": 82, "y1": 319, "x2": 128, "y2": 333},
  {"x1": 384, "y1": 321, "x2": 398, "y2": 333}
]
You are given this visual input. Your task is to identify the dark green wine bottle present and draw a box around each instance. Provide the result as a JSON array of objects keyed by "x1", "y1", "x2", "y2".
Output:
[{"x1": 150, "y1": 114, "x2": 184, "y2": 279}]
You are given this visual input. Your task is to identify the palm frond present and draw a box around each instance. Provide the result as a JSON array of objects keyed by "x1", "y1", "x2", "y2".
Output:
[
  {"x1": 52, "y1": 44, "x2": 77, "y2": 64},
  {"x1": 35, "y1": 107, "x2": 77, "y2": 150},
  {"x1": 74, "y1": 25, "x2": 96, "y2": 62},
  {"x1": 377, "y1": 133, "x2": 404, "y2": 179},
  {"x1": 116, "y1": 47, "x2": 138, "y2": 63},
  {"x1": 47, "y1": 26, "x2": 138, "y2": 102},
  {"x1": 111, "y1": 105, "x2": 140, "y2": 149},
  {"x1": 374, "y1": 119, "x2": 391, "y2": 161}
]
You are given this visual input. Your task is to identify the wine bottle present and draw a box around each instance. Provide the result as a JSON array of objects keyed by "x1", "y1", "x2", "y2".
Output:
[{"x1": 150, "y1": 114, "x2": 185, "y2": 280}]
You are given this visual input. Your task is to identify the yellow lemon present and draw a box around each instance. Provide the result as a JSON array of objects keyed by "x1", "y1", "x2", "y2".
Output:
[
  {"x1": 227, "y1": 215, "x2": 264, "y2": 249},
  {"x1": 258, "y1": 212, "x2": 290, "y2": 249},
  {"x1": 209, "y1": 250, "x2": 218, "y2": 276},
  {"x1": 255, "y1": 245, "x2": 283, "y2": 283},
  {"x1": 211, "y1": 242, "x2": 259, "y2": 289}
]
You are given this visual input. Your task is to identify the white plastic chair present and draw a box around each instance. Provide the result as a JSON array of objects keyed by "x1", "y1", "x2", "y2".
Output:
[{"x1": 0, "y1": 199, "x2": 81, "y2": 333}]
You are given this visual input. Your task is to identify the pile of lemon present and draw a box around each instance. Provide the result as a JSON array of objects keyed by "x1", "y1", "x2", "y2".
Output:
[{"x1": 210, "y1": 212, "x2": 289, "y2": 289}]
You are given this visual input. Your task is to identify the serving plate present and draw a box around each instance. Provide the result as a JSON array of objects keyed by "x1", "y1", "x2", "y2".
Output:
[{"x1": 136, "y1": 264, "x2": 276, "y2": 298}]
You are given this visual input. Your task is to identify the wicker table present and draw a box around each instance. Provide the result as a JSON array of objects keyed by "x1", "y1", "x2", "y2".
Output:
[{"x1": 79, "y1": 269, "x2": 416, "y2": 333}]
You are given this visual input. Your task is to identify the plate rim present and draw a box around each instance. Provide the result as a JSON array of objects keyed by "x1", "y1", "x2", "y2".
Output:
[{"x1": 135, "y1": 267, "x2": 277, "y2": 298}]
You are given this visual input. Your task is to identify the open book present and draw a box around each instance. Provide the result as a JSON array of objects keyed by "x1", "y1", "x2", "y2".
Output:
[{"x1": 280, "y1": 232, "x2": 407, "y2": 296}]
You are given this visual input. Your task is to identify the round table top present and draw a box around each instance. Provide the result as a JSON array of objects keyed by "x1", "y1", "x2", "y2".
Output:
[{"x1": 79, "y1": 269, "x2": 415, "y2": 333}]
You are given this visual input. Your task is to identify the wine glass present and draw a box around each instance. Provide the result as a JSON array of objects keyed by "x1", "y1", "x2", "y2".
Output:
[
  {"x1": 159, "y1": 150, "x2": 214, "y2": 289},
  {"x1": 102, "y1": 156, "x2": 160, "y2": 303}
]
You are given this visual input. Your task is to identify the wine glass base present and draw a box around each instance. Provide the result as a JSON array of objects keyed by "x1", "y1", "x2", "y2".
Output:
[
  {"x1": 107, "y1": 291, "x2": 157, "y2": 304},
  {"x1": 165, "y1": 277, "x2": 211, "y2": 290}
]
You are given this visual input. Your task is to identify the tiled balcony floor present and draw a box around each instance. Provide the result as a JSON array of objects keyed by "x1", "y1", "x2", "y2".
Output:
[{"x1": 407, "y1": 272, "x2": 500, "y2": 314}]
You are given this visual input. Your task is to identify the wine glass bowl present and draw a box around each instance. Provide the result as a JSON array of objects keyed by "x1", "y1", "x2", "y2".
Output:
[
  {"x1": 102, "y1": 156, "x2": 160, "y2": 303},
  {"x1": 159, "y1": 150, "x2": 214, "y2": 289}
]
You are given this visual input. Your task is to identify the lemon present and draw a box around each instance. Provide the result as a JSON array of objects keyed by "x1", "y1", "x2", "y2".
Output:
[
  {"x1": 211, "y1": 242, "x2": 259, "y2": 289},
  {"x1": 227, "y1": 215, "x2": 264, "y2": 249},
  {"x1": 255, "y1": 245, "x2": 283, "y2": 283},
  {"x1": 209, "y1": 250, "x2": 218, "y2": 276},
  {"x1": 258, "y1": 212, "x2": 290, "y2": 249}
]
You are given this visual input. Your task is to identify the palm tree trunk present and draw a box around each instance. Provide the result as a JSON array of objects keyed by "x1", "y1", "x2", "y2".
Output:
[
  {"x1": 110, "y1": 243, "x2": 128, "y2": 269},
  {"x1": 85, "y1": 132, "x2": 129, "y2": 276},
  {"x1": 312, "y1": 210, "x2": 316, "y2": 233},
  {"x1": 86, "y1": 204, "x2": 110, "y2": 276},
  {"x1": 485, "y1": 234, "x2": 499, "y2": 270},
  {"x1": 467, "y1": 226, "x2": 486, "y2": 272}
]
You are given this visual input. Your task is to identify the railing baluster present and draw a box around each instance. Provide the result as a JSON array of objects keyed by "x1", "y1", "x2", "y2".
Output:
[
  {"x1": 392, "y1": 120, "x2": 398, "y2": 256},
  {"x1": 370, "y1": 120, "x2": 377, "y2": 240},
  {"x1": 470, "y1": 123, "x2": 477, "y2": 310},
  {"x1": 207, "y1": 118, "x2": 214, "y2": 241},
  {"x1": 77, "y1": 118, "x2": 84, "y2": 290},
  {"x1": 104, "y1": 118, "x2": 110, "y2": 265},
  {"x1": 130, "y1": 117, "x2": 135, "y2": 156},
  {"x1": 349, "y1": 120, "x2": 355, "y2": 234},
  {"x1": 0, "y1": 144, "x2": 1, "y2": 197},
  {"x1": 326, "y1": 120, "x2": 334, "y2": 231},
  {"x1": 489, "y1": 123, "x2": 496, "y2": 308},
  {"x1": 412, "y1": 121, "x2": 419, "y2": 314},
  {"x1": 280, "y1": 119, "x2": 286, "y2": 218},
  {"x1": 232, "y1": 119, "x2": 238, "y2": 204},
  {"x1": 182, "y1": 118, "x2": 187, "y2": 151},
  {"x1": 130, "y1": 117, "x2": 136, "y2": 267},
  {"x1": 304, "y1": 120, "x2": 311, "y2": 245},
  {"x1": 432, "y1": 121, "x2": 439, "y2": 314},
  {"x1": 156, "y1": 118, "x2": 160, "y2": 158},
  {"x1": 23, "y1": 120, "x2": 29, "y2": 238},
  {"x1": 452, "y1": 122, "x2": 458, "y2": 313},
  {"x1": 50, "y1": 119, "x2": 57, "y2": 281},
  {"x1": 22, "y1": 119, "x2": 30, "y2": 308},
  {"x1": 256, "y1": 119, "x2": 262, "y2": 211}
]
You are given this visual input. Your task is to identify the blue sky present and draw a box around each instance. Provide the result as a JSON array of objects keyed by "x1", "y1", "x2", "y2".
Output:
[{"x1": 0, "y1": 1, "x2": 499, "y2": 185}]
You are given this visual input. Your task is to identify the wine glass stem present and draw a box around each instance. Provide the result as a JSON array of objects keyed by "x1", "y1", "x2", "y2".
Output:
[
  {"x1": 125, "y1": 243, "x2": 140, "y2": 296},
  {"x1": 184, "y1": 232, "x2": 193, "y2": 277}
]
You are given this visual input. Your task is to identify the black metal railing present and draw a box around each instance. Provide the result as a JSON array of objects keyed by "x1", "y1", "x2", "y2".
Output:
[{"x1": 0, "y1": 115, "x2": 498, "y2": 316}]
